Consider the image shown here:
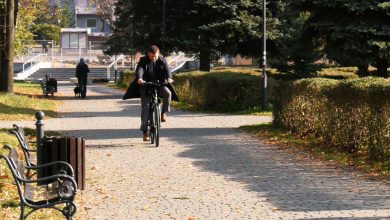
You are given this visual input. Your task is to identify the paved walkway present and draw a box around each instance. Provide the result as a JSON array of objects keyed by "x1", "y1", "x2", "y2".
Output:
[{"x1": 2, "y1": 82, "x2": 390, "y2": 219}]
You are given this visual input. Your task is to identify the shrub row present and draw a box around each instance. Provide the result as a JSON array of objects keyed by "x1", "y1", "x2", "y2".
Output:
[
  {"x1": 121, "y1": 68, "x2": 275, "y2": 112},
  {"x1": 120, "y1": 70, "x2": 135, "y2": 84},
  {"x1": 273, "y1": 78, "x2": 390, "y2": 161},
  {"x1": 173, "y1": 69, "x2": 275, "y2": 112}
]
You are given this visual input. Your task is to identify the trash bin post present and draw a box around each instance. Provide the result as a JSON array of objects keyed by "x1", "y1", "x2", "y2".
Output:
[{"x1": 35, "y1": 111, "x2": 45, "y2": 147}]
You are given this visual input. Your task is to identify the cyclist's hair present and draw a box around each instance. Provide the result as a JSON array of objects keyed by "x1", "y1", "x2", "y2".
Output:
[{"x1": 148, "y1": 45, "x2": 160, "y2": 54}]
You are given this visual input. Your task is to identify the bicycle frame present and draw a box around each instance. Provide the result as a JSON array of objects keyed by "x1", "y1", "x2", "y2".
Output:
[{"x1": 143, "y1": 81, "x2": 166, "y2": 147}]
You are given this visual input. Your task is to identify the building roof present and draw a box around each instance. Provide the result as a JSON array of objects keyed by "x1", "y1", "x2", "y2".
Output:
[{"x1": 61, "y1": 28, "x2": 91, "y2": 34}]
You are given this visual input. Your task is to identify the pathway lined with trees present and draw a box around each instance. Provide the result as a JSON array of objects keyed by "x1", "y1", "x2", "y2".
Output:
[{"x1": 1, "y1": 82, "x2": 388, "y2": 219}]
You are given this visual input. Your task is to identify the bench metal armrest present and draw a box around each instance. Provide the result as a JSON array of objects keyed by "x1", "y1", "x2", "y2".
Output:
[
  {"x1": 27, "y1": 161, "x2": 75, "y2": 177},
  {"x1": 23, "y1": 173, "x2": 77, "y2": 187}
]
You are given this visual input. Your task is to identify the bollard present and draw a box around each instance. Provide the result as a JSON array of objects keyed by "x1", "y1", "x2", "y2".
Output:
[{"x1": 35, "y1": 111, "x2": 45, "y2": 147}]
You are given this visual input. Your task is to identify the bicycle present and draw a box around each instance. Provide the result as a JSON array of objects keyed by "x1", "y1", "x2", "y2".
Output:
[{"x1": 142, "y1": 80, "x2": 167, "y2": 147}]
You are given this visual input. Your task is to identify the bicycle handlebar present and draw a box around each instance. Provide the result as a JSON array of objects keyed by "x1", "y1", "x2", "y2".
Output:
[{"x1": 142, "y1": 81, "x2": 169, "y2": 87}]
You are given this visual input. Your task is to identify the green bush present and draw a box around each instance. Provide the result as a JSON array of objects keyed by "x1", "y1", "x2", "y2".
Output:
[
  {"x1": 273, "y1": 77, "x2": 390, "y2": 162},
  {"x1": 120, "y1": 67, "x2": 275, "y2": 112},
  {"x1": 316, "y1": 67, "x2": 359, "y2": 79},
  {"x1": 120, "y1": 70, "x2": 135, "y2": 85},
  {"x1": 174, "y1": 69, "x2": 275, "y2": 112}
]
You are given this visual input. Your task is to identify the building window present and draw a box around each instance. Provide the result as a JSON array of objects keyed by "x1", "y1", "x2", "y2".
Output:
[
  {"x1": 86, "y1": 19, "x2": 97, "y2": 28},
  {"x1": 62, "y1": 33, "x2": 70, "y2": 48},
  {"x1": 70, "y1": 33, "x2": 79, "y2": 48},
  {"x1": 100, "y1": 19, "x2": 105, "y2": 32},
  {"x1": 61, "y1": 33, "x2": 87, "y2": 49}
]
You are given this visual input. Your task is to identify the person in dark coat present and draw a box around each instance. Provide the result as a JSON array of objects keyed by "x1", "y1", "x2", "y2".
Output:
[
  {"x1": 75, "y1": 58, "x2": 90, "y2": 98},
  {"x1": 122, "y1": 45, "x2": 179, "y2": 141}
]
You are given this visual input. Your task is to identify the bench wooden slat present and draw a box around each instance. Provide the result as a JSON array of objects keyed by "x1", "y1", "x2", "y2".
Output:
[
  {"x1": 16, "y1": 159, "x2": 25, "y2": 179},
  {"x1": 10, "y1": 127, "x2": 37, "y2": 166},
  {"x1": 9, "y1": 148, "x2": 19, "y2": 169}
]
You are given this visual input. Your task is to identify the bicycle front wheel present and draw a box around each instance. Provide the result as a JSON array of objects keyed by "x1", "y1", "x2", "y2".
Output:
[
  {"x1": 149, "y1": 108, "x2": 155, "y2": 144},
  {"x1": 150, "y1": 127, "x2": 155, "y2": 144},
  {"x1": 154, "y1": 105, "x2": 160, "y2": 147}
]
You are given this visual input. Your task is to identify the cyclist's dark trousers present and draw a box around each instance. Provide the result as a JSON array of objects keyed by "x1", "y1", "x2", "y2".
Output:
[{"x1": 139, "y1": 85, "x2": 171, "y2": 131}]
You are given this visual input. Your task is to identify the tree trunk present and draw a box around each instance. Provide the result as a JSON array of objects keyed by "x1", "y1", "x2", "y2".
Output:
[
  {"x1": 199, "y1": 48, "x2": 210, "y2": 72},
  {"x1": 0, "y1": 3, "x2": 7, "y2": 91},
  {"x1": 357, "y1": 64, "x2": 369, "y2": 77},
  {"x1": 198, "y1": 34, "x2": 211, "y2": 72},
  {"x1": 3, "y1": 0, "x2": 14, "y2": 93},
  {"x1": 376, "y1": 58, "x2": 389, "y2": 78}
]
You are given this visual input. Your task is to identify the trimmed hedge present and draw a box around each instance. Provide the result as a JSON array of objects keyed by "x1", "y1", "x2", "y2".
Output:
[
  {"x1": 174, "y1": 69, "x2": 275, "y2": 112},
  {"x1": 121, "y1": 68, "x2": 275, "y2": 112},
  {"x1": 120, "y1": 70, "x2": 135, "y2": 84},
  {"x1": 273, "y1": 78, "x2": 390, "y2": 161}
]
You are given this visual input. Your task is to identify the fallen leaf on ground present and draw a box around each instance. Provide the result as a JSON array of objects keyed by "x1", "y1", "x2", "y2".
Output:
[{"x1": 173, "y1": 196, "x2": 190, "y2": 200}]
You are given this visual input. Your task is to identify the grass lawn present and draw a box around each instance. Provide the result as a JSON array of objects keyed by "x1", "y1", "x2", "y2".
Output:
[
  {"x1": 240, "y1": 123, "x2": 390, "y2": 180},
  {"x1": 0, "y1": 82, "x2": 58, "y2": 121}
]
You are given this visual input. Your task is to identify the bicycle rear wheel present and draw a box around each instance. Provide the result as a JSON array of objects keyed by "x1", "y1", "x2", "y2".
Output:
[{"x1": 154, "y1": 105, "x2": 160, "y2": 147}]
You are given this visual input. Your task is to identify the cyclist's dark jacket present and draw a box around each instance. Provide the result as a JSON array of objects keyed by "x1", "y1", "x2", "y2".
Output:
[{"x1": 122, "y1": 55, "x2": 179, "y2": 101}]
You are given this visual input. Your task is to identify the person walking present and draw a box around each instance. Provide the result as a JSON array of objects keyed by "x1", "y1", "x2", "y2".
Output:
[
  {"x1": 75, "y1": 58, "x2": 90, "y2": 98},
  {"x1": 122, "y1": 45, "x2": 179, "y2": 141},
  {"x1": 41, "y1": 39, "x2": 48, "y2": 53}
]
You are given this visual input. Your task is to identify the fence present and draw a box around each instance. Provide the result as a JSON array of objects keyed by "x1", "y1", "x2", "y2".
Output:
[{"x1": 15, "y1": 40, "x2": 113, "y2": 66}]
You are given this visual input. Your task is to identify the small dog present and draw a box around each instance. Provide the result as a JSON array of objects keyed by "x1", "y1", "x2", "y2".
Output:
[{"x1": 74, "y1": 83, "x2": 81, "y2": 98}]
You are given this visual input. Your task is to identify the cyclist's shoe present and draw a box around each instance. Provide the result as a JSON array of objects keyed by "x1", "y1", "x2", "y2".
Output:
[
  {"x1": 161, "y1": 113, "x2": 167, "y2": 122},
  {"x1": 143, "y1": 133, "x2": 150, "y2": 141}
]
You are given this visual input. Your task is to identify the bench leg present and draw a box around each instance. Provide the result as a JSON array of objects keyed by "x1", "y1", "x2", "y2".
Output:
[
  {"x1": 20, "y1": 202, "x2": 25, "y2": 220},
  {"x1": 63, "y1": 202, "x2": 76, "y2": 220}
]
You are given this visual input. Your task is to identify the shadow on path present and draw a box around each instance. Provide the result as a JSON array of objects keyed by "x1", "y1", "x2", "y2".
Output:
[
  {"x1": 59, "y1": 126, "x2": 390, "y2": 213},
  {"x1": 54, "y1": 82, "x2": 390, "y2": 214}
]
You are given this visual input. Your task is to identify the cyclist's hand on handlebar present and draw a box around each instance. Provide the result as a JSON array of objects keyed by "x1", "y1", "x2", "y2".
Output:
[
  {"x1": 167, "y1": 78, "x2": 174, "y2": 84},
  {"x1": 137, "y1": 79, "x2": 145, "y2": 85}
]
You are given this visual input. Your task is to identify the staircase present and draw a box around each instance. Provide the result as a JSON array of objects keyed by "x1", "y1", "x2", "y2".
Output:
[
  {"x1": 28, "y1": 67, "x2": 129, "y2": 81},
  {"x1": 166, "y1": 53, "x2": 196, "y2": 73}
]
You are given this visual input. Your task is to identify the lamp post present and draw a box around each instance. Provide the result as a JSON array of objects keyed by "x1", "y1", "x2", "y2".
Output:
[
  {"x1": 261, "y1": 0, "x2": 268, "y2": 111},
  {"x1": 162, "y1": 0, "x2": 166, "y2": 53},
  {"x1": 130, "y1": 15, "x2": 134, "y2": 70}
]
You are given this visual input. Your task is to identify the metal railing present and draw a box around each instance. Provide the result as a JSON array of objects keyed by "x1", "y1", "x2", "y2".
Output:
[
  {"x1": 22, "y1": 54, "x2": 48, "y2": 72},
  {"x1": 168, "y1": 52, "x2": 186, "y2": 67},
  {"x1": 106, "y1": 54, "x2": 125, "y2": 79}
]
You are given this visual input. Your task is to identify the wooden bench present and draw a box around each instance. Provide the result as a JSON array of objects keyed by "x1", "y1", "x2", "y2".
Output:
[
  {"x1": 39, "y1": 81, "x2": 55, "y2": 98},
  {"x1": 0, "y1": 145, "x2": 78, "y2": 220}
]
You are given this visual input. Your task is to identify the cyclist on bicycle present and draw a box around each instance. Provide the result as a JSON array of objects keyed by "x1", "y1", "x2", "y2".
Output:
[{"x1": 123, "y1": 45, "x2": 179, "y2": 141}]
